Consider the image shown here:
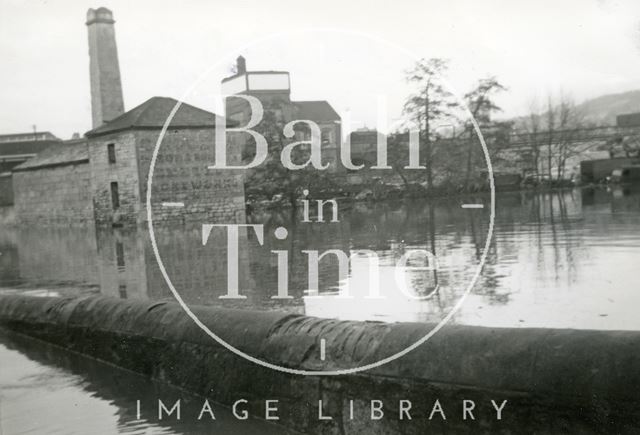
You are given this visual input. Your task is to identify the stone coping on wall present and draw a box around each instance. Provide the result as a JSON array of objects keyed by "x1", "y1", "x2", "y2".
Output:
[{"x1": 0, "y1": 294, "x2": 639, "y2": 432}]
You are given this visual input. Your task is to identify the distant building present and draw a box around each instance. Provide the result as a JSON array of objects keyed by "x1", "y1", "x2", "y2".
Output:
[
  {"x1": 0, "y1": 131, "x2": 62, "y2": 205},
  {"x1": 580, "y1": 157, "x2": 640, "y2": 183},
  {"x1": 616, "y1": 112, "x2": 640, "y2": 128},
  {"x1": 221, "y1": 56, "x2": 343, "y2": 172},
  {"x1": 0, "y1": 131, "x2": 61, "y2": 173},
  {"x1": 348, "y1": 129, "x2": 387, "y2": 167}
]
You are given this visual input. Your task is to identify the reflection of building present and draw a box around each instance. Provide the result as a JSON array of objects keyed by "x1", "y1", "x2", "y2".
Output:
[
  {"x1": 11, "y1": 8, "x2": 245, "y2": 227},
  {"x1": 222, "y1": 56, "x2": 342, "y2": 172}
]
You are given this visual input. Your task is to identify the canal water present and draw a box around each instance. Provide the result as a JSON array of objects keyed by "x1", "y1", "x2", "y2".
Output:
[
  {"x1": 1, "y1": 187, "x2": 639, "y2": 330},
  {"x1": 0, "y1": 330, "x2": 293, "y2": 434},
  {"x1": 1, "y1": 186, "x2": 639, "y2": 433}
]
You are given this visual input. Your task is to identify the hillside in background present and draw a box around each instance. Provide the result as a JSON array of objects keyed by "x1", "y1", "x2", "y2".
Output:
[
  {"x1": 506, "y1": 89, "x2": 640, "y2": 129},
  {"x1": 575, "y1": 89, "x2": 640, "y2": 126}
]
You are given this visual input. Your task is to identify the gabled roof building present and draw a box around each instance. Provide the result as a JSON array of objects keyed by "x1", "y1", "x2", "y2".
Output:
[
  {"x1": 222, "y1": 56, "x2": 343, "y2": 172},
  {"x1": 13, "y1": 96, "x2": 244, "y2": 226}
]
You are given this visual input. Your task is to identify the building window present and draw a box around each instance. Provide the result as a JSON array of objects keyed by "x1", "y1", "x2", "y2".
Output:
[
  {"x1": 107, "y1": 143, "x2": 116, "y2": 163},
  {"x1": 110, "y1": 181, "x2": 120, "y2": 210},
  {"x1": 118, "y1": 284, "x2": 127, "y2": 299},
  {"x1": 115, "y1": 241, "x2": 125, "y2": 267},
  {"x1": 322, "y1": 128, "x2": 333, "y2": 145}
]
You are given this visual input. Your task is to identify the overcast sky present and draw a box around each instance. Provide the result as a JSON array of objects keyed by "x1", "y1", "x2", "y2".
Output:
[{"x1": 2, "y1": 0, "x2": 640, "y2": 138}]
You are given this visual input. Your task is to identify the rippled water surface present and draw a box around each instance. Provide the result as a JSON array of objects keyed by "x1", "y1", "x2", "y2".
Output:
[
  {"x1": 1, "y1": 187, "x2": 639, "y2": 434},
  {"x1": 1, "y1": 187, "x2": 639, "y2": 329}
]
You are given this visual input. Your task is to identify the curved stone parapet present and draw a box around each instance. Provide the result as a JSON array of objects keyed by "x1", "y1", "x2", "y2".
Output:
[{"x1": 0, "y1": 293, "x2": 639, "y2": 433}]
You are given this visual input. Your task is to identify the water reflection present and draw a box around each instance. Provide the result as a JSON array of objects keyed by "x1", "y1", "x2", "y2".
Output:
[
  {"x1": 0, "y1": 329, "x2": 291, "y2": 434},
  {"x1": 1, "y1": 187, "x2": 639, "y2": 329}
]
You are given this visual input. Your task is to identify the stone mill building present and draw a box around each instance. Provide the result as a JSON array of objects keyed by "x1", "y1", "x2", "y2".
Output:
[{"x1": 12, "y1": 7, "x2": 245, "y2": 226}]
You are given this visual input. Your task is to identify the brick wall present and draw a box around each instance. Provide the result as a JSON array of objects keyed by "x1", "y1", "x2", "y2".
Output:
[{"x1": 13, "y1": 163, "x2": 94, "y2": 226}]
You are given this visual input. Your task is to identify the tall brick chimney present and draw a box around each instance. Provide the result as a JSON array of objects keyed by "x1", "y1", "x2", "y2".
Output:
[{"x1": 86, "y1": 7, "x2": 125, "y2": 128}]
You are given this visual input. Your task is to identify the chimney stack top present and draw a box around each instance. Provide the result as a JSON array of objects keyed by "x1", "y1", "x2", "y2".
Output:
[
  {"x1": 86, "y1": 7, "x2": 115, "y2": 25},
  {"x1": 236, "y1": 56, "x2": 246, "y2": 74}
]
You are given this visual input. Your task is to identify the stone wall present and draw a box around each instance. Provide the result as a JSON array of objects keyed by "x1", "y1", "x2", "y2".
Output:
[
  {"x1": 1, "y1": 294, "x2": 639, "y2": 434},
  {"x1": 10, "y1": 126, "x2": 246, "y2": 229},
  {"x1": 135, "y1": 128, "x2": 246, "y2": 225},
  {"x1": 87, "y1": 131, "x2": 141, "y2": 226},
  {"x1": 13, "y1": 162, "x2": 94, "y2": 226},
  {"x1": 87, "y1": 128, "x2": 245, "y2": 226}
]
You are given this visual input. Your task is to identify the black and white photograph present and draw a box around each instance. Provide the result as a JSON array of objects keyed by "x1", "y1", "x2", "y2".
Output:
[{"x1": 1, "y1": 1, "x2": 640, "y2": 433}]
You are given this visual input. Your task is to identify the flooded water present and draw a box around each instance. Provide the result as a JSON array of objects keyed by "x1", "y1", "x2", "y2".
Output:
[
  {"x1": 1, "y1": 186, "x2": 640, "y2": 434},
  {"x1": 0, "y1": 330, "x2": 292, "y2": 434},
  {"x1": 1, "y1": 186, "x2": 639, "y2": 330}
]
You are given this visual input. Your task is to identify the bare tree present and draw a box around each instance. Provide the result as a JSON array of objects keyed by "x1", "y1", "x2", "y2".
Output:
[
  {"x1": 462, "y1": 77, "x2": 507, "y2": 189},
  {"x1": 522, "y1": 93, "x2": 586, "y2": 182},
  {"x1": 544, "y1": 95, "x2": 557, "y2": 179},
  {"x1": 553, "y1": 95, "x2": 586, "y2": 180},
  {"x1": 403, "y1": 58, "x2": 458, "y2": 192}
]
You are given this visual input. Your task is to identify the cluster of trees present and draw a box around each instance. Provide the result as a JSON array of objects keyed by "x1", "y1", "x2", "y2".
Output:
[
  {"x1": 397, "y1": 57, "x2": 640, "y2": 187},
  {"x1": 242, "y1": 57, "x2": 640, "y2": 205},
  {"x1": 242, "y1": 99, "x2": 338, "y2": 207},
  {"x1": 390, "y1": 58, "x2": 509, "y2": 193},
  {"x1": 519, "y1": 94, "x2": 640, "y2": 181},
  {"x1": 519, "y1": 94, "x2": 588, "y2": 181}
]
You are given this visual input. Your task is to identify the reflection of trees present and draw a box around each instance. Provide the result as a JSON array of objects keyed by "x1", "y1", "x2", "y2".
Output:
[
  {"x1": 1, "y1": 188, "x2": 612, "y2": 323},
  {"x1": 427, "y1": 203, "x2": 441, "y2": 309},
  {"x1": 468, "y1": 204, "x2": 511, "y2": 306}
]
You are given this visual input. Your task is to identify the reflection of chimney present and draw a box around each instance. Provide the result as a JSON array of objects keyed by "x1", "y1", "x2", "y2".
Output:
[
  {"x1": 237, "y1": 55, "x2": 246, "y2": 74},
  {"x1": 86, "y1": 7, "x2": 125, "y2": 128}
]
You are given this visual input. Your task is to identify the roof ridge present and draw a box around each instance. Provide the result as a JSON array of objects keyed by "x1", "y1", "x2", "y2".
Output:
[{"x1": 134, "y1": 96, "x2": 163, "y2": 126}]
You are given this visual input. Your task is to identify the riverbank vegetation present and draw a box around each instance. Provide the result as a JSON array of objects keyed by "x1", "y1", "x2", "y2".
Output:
[{"x1": 242, "y1": 58, "x2": 639, "y2": 207}]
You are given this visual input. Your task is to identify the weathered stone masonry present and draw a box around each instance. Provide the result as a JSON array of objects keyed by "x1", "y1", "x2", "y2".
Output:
[
  {"x1": 136, "y1": 128, "x2": 245, "y2": 225},
  {"x1": 12, "y1": 97, "x2": 246, "y2": 227},
  {"x1": 87, "y1": 131, "x2": 141, "y2": 226},
  {"x1": 12, "y1": 142, "x2": 94, "y2": 226},
  {"x1": 2, "y1": 294, "x2": 640, "y2": 434},
  {"x1": 84, "y1": 96, "x2": 246, "y2": 226}
]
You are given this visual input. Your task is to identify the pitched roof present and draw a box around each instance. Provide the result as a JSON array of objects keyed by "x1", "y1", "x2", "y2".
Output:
[
  {"x1": 13, "y1": 140, "x2": 88, "y2": 172},
  {"x1": 85, "y1": 96, "x2": 229, "y2": 137},
  {"x1": 294, "y1": 101, "x2": 340, "y2": 123}
]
